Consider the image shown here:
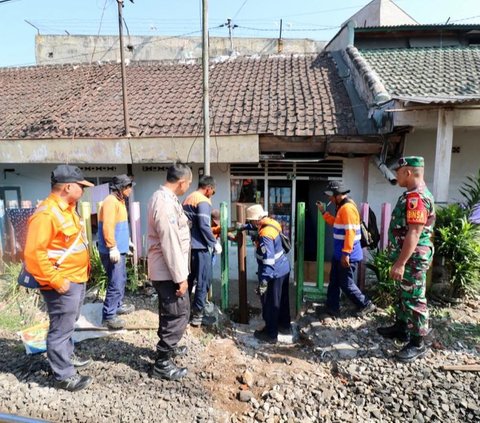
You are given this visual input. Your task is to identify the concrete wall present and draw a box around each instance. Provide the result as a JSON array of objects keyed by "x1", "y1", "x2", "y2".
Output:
[
  {"x1": 3, "y1": 136, "x2": 477, "y2": 283},
  {"x1": 0, "y1": 157, "x2": 365, "y2": 284},
  {"x1": 325, "y1": 26, "x2": 350, "y2": 52},
  {"x1": 366, "y1": 128, "x2": 480, "y2": 216},
  {"x1": 36, "y1": 35, "x2": 326, "y2": 65}
]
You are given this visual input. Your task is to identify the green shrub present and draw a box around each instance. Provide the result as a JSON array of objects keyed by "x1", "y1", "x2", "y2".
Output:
[
  {"x1": 459, "y1": 168, "x2": 480, "y2": 211},
  {"x1": 433, "y1": 169, "x2": 480, "y2": 299},
  {"x1": 88, "y1": 246, "x2": 147, "y2": 297},
  {"x1": 366, "y1": 249, "x2": 398, "y2": 308},
  {"x1": 88, "y1": 246, "x2": 108, "y2": 298},
  {"x1": 126, "y1": 256, "x2": 148, "y2": 294},
  {"x1": 435, "y1": 210, "x2": 480, "y2": 298}
]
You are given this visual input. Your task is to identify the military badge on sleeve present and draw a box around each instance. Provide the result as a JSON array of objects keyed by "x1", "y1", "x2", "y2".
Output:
[
  {"x1": 408, "y1": 197, "x2": 418, "y2": 210},
  {"x1": 406, "y1": 192, "x2": 427, "y2": 224}
]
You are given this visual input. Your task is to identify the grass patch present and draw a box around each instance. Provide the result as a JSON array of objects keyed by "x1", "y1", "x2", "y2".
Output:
[
  {"x1": 0, "y1": 262, "x2": 43, "y2": 331},
  {"x1": 0, "y1": 308, "x2": 26, "y2": 331}
]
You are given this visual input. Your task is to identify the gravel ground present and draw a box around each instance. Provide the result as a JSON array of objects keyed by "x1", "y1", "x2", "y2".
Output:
[{"x1": 0, "y1": 291, "x2": 479, "y2": 422}]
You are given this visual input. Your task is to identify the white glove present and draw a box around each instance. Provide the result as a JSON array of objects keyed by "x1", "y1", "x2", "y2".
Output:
[
  {"x1": 214, "y1": 241, "x2": 222, "y2": 255},
  {"x1": 109, "y1": 246, "x2": 121, "y2": 263}
]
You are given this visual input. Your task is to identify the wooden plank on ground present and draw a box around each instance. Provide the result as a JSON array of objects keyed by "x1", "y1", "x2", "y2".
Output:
[{"x1": 441, "y1": 364, "x2": 480, "y2": 372}]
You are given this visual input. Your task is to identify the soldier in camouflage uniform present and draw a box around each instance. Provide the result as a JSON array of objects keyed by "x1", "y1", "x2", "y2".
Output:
[{"x1": 377, "y1": 156, "x2": 435, "y2": 362}]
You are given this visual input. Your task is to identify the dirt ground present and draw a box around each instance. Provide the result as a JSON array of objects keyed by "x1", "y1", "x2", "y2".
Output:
[{"x1": 0, "y1": 282, "x2": 479, "y2": 422}]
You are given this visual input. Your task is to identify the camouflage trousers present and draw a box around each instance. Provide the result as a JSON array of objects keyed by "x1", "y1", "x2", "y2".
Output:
[{"x1": 395, "y1": 249, "x2": 433, "y2": 337}]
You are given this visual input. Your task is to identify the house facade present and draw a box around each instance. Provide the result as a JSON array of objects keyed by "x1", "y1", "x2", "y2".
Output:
[{"x1": 2, "y1": 0, "x2": 480, "y2": 283}]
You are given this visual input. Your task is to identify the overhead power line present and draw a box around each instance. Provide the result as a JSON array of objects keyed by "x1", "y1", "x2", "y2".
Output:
[
  {"x1": 237, "y1": 25, "x2": 339, "y2": 32},
  {"x1": 233, "y1": 0, "x2": 249, "y2": 20}
]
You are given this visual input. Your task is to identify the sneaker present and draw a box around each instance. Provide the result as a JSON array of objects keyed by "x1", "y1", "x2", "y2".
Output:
[
  {"x1": 117, "y1": 303, "x2": 135, "y2": 315},
  {"x1": 54, "y1": 374, "x2": 93, "y2": 392},
  {"x1": 103, "y1": 316, "x2": 126, "y2": 330},
  {"x1": 396, "y1": 339, "x2": 427, "y2": 363},
  {"x1": 254, "y1": 329, "x2": 277, "y2": 344},
  {"x1": 71, "y1": 354, "x2": 92, "y2": 369},
  {"x1": 356, "y1": 302, "x2": 376, "y2": 318},
  {"x1": 190, "y1": 313, "x2": 203, "y2": 327}
]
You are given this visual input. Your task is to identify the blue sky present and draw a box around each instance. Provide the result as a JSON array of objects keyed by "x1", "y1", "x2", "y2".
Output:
[{"x1": 0, "y1": 0, "x2": 479, "y2": 67}]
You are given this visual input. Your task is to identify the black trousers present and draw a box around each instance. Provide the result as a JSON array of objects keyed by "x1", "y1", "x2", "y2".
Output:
[
  {"x1": 152, "y1": 280, "x2": 190, "y2": 354},
  {"x1": 261, "y1": 273, "x2": 291, "y2": 338}
]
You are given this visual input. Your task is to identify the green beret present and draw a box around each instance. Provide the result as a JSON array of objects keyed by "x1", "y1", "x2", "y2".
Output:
[{"x1": 393, "y1": 156, "x2": 424, "y2": 169}]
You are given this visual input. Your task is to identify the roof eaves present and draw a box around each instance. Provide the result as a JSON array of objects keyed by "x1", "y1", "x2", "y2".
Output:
[
  {"x1": 354, "y1": 24, "x2": 480, "y2": 32},
  {"x1": 394, "y1": 95, "x2": 480, "y2": 105},
  {"x1": 345, "y1": 45, "x2": 391, "y2": 104}
]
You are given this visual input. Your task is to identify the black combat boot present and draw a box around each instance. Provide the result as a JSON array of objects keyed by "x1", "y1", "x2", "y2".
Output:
[
  {"x1": 377, "y1": 320, "x2": 409, "y2": 342},
  {"x1": 173, "y1": 345, "x2": 188, "y2": 358},
  {"x1": 151, "y1": 351, "x2": 188, "y2": 381},
  {"x1": 396, "y1": 336, "x2": 427, "y2": 362}
]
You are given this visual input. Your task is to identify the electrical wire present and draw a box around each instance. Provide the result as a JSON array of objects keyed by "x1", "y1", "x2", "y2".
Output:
[
  {"x1": 233, "y1": 0, "x2": 249, "y2": 20},
  {"x1": 236, "y1": 25, "x2": 339, "y2": 32}
]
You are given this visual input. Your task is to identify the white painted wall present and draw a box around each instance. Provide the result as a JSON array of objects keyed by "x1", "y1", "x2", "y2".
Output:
[
  {"x1": 366, "y1": 128, "x2": 480, "y2": 216},
  {"x1": 4, "y1": 134, "x2": 477, "y2": 284}
]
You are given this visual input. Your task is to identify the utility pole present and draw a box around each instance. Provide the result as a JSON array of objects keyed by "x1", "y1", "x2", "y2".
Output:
[
  {"x1": 278, "y1": 19, "x2": 284, "y2": 53},
  {"x1": 225, "y1": 18, "x2": 238, "y2": 55},
  {"x1": 117, "y1": 0, "x2": 131, "y2": 137},
  {"x1": 202, "y1": 0, "x2": 210, "y2": 175}
]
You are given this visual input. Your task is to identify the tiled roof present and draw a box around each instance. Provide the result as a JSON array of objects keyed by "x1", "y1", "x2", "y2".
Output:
[
  {"x1": 355, "y1": 24, "x2": 480, "y2": 31},
  {"x1": 359, "y1": 46, "x2": 480, "y2": 100},
  {"x1": 0, "y1": 54, "x2": 357, "y2": 139}
]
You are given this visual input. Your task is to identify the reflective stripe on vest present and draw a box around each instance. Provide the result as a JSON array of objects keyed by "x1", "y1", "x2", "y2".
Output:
[
  {"x1": 333, "y1": 233, "x2": 361, "y2": 241},
  {"x1": 256, "y1": 249, "x2": 284, "y2": 265}
]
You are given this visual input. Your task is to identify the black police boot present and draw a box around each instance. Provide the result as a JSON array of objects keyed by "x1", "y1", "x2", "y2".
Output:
[
  {"x1": 396, "y1": 336, "x2": 427, "y2": 363},
  {"x1": 151, "y1": 351, "x2": 188, "y2": 381},
  {"x1": 173, "y1": 345, "x2": 188, "y2": 358},
  {"x1": 377, "y1": 320, "x2": 409, "y2": 342}
]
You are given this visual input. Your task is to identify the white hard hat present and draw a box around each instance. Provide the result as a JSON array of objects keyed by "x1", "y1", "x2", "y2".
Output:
[{"x1": 246, "y1": 204, "x2": 268, "y2": 221}]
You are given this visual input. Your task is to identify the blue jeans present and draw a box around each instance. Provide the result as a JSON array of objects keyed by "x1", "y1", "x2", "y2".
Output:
[
  {"x1": 41, "y1": 282, "x2": 86, "y2": 381},
  {"x1": 101, "y1": 253, "x2": 127, "y2": 320},
  {"x1": 188, "y1": 249, "x2": 212, "y2": 314},
  {"x1": 326, "y1": 258, "x2": 369, "y2": 313}
]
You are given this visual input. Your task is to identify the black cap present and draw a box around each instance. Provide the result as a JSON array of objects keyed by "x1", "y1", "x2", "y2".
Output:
[
  {"x1": 324, "y1": 180, "x2": 350, "y2": 196},
  {"x1": 51, "y1": 165, "x2": 94, "y2": 187},
  {"x1": 110, "y1": 174, "x2": 136, "y2": 191}
]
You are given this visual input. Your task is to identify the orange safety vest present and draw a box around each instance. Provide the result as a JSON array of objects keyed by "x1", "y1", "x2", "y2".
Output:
[{"x1": 23, "y1": 194, "x2": 90, "y2": 291}]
